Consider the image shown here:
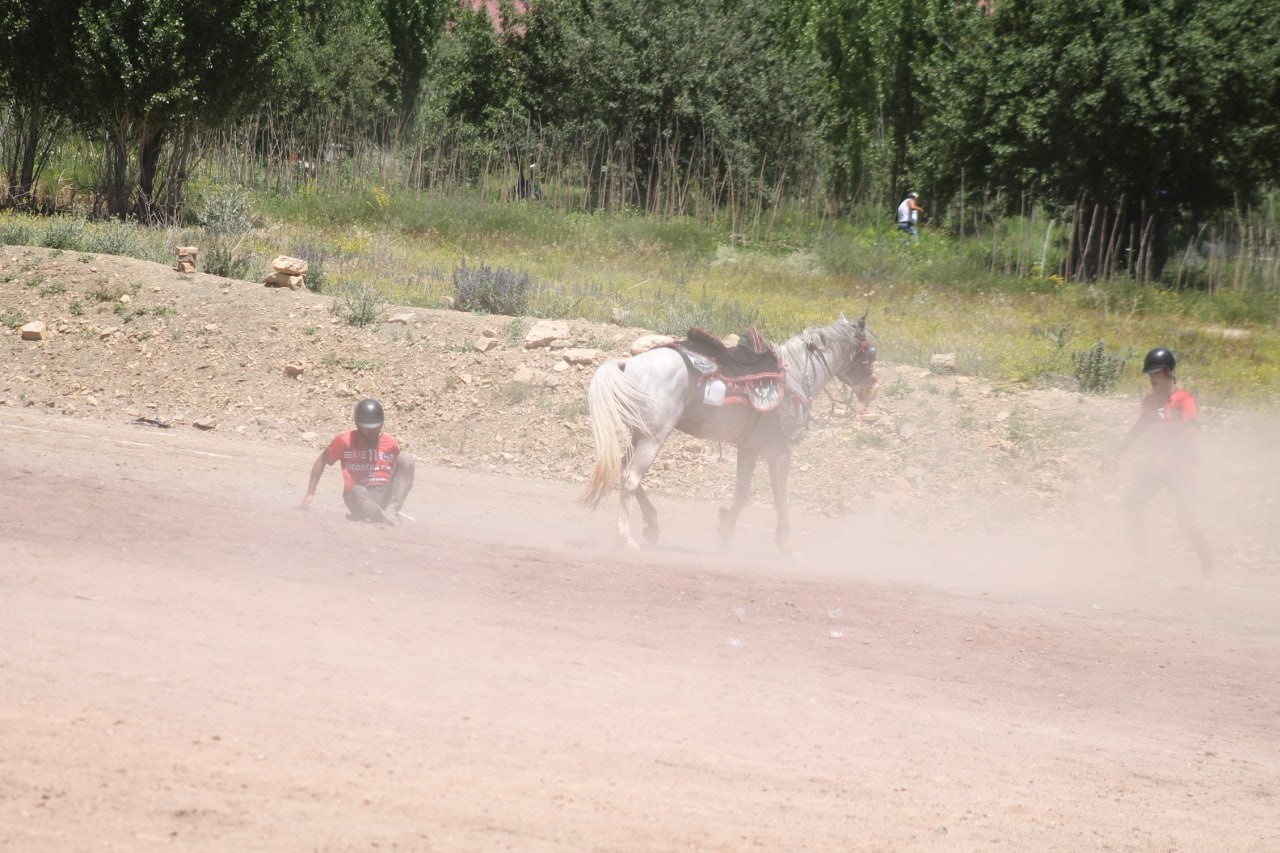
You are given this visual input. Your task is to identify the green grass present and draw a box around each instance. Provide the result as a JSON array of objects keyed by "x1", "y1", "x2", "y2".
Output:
[{"x1": 3, "y1": 190, "x2": 1277, "y2": 406}]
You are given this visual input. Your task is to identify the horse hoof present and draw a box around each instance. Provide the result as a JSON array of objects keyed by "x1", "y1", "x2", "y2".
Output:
[{"x1": 643, "y1": 525, "x2": 660, "y2": 544}]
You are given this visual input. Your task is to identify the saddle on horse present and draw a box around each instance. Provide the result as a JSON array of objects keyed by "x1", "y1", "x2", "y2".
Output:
[{"x1": 672, "y1": 327, "x2": 786, "y2": 411}]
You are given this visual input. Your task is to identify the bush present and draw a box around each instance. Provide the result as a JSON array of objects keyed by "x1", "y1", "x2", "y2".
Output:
[
  {"x1": 1071, "y1": 341, "x2": 1125, "y2": 393},
  {"x1": 0, "y1": 214, "x2": 34, "y2": 247},
  {"x1": 452, "y1": 260, "x2": 531, "y2": 315},
  {"x1": 330, "y1": 281, "x2": 385, "y2": 326},
  {"x1": 194, "y1": 185, "x2": 255, "y2": 236},
  {"x1": 39, "y1": 216, "x2": 87, "y2": 250},
  {"x1": 84, "y1": 219, "x2": 150, "y2": 258},
  {"x1": 203, "y1": 242, "x2": 254, "y2": 279},
  {"x1": 195, "y1": 184, "x2": 255, "y2": 279},
  {"x1": 292, "y1": 245, "x2": 329, "y2": 293}
]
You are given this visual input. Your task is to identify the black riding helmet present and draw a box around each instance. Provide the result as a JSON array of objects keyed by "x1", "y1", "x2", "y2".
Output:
[
  {"x1": 354, "y1": 398, "x2": 384, "y2": 429},
  {"x1": 1142, "y1": 347, "x2": 1176, "y2": 374}
]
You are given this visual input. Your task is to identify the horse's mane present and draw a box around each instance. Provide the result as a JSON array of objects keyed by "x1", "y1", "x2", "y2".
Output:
[{"x1": 775, "y1": 318, "x2": 866, "y2": 377}]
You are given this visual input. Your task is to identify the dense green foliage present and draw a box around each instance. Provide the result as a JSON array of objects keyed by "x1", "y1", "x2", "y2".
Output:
[
  {"x1": 916, "y1": 0, "x2": 1280, "y2": 230},
  {"x1": 1, "y1": 0, "x2": 1276, "y2": 289},
  {"x1": 2, "y1": 0, "x2": 298, "y2": 218}
]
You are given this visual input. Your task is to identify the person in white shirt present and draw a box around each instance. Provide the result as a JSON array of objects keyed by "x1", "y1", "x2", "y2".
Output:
[{"x1": 896, "y1": 191, "x2": 924, "y2": 239}]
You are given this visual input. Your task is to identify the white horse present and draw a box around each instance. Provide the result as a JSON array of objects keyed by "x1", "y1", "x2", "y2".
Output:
[{"x1": 584, "y1": 313, "x2": 878, "y2": 551}]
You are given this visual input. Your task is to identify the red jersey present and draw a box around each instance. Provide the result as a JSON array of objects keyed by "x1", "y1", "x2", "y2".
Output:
[
  {"x1": 1136, "y1": 386, "x2": 1199, "y2": 469},
  {"x1": 324, "y1": 430, "x2": 400, "y2": 495},
  {"x1": 1139, "y1": 387, "x2": 1198, "y2": 424}
]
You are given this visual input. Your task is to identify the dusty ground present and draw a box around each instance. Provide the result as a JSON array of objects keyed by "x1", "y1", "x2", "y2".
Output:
[{"x1": 2, "y1": 246, "x2": 1280, "y2": 850}]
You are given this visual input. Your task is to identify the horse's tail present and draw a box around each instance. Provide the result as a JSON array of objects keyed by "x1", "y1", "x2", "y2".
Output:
[{"x1": 583, "y1": 358, "x2": 652, "y2": 508}]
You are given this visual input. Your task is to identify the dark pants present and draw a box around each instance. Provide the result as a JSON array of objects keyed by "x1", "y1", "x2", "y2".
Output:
[
  {"x1": 1124, "y1": 467, "x2": 1212, "y2": 574},
  {"x1": 345, "y1": 453, "x2": 416, "y2": 521},
  {"x1": 897, "y1": 221, "x2": 918, "y2": 239}
]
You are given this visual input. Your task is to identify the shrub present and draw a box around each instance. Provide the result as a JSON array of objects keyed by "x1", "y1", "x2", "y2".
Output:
[
  {"x1": 195, "y1": 185, "x2": 255, "y2": 279},
  {"x1": 84, "y1": 219, "x2": 150, "y2": 258},
  {"x1": 1071, "y1": 341, "x2": 1125, "y2": 393},
  {"x1": 0, "y1": 214, "x2": 34, "y2": 247},
  {"x1": 292, "y1": 245, "x2": 330, "y2": 293},
  {"x1": 39, "y1": 216, "x2": 87, "y2": 250},
  {"x1": 330, "y1": 281, "x2": 385, "y2": 326},
  {"x1": 202, "y1": 242, "x2": 254, "y2": 279},
  {"x1": 452, "y1": 259, "x2": 531, "y2": 316},
  {"x1": 194, "y1": 185, "x2": 255, "y2": 236}
]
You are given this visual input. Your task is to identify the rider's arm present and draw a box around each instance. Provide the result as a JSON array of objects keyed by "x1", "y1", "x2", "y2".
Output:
[{"x1": 301, "y1": 450, "x2": 329, "y2": 508}]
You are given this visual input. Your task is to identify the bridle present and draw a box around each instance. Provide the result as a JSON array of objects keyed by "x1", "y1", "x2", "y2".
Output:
[{"x1": 794, "y1": 323, "x2": 877, "y2": 419}]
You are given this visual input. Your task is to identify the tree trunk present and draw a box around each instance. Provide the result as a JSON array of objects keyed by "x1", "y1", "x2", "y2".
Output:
[
  {"x1": 135, "y1": 119, "x2": 166, "y2": 223},
  {"x1": 105, "y1": 116, "x2": 133, "y2": 219}
]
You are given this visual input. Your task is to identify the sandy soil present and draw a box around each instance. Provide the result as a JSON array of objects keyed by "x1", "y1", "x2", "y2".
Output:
[{"x1": 3, "y1": 247, "x2": 1280, "y2": 850}]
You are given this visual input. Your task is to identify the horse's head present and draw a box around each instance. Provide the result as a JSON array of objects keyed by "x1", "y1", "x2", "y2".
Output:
[{"x1": 836, "y1": 313, "x2": 878, "y2": 406}]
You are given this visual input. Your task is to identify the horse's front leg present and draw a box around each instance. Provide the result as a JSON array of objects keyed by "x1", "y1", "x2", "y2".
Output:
[
  {"x1": 765, "y1": 448, "x2": 793, "y2": 553},
  {"x1": 719, "y1": 448, "x2": 758, "y2": 549}
]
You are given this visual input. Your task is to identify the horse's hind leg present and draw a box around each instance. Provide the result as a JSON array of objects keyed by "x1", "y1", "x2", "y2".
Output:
[
  {"x1": 634, "y1": 485, "x2": 660, "y2": 543},
  {"x1": 718, "y1": 448, "x2": 759, "y2": 549},
  {"x1": 618, "y1": 435, "x2": 665, "y2": 548}
]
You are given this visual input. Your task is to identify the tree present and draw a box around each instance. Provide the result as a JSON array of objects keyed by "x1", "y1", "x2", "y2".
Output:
[
  {"x1": 68, "y1": 0, "x2": 297, "y2": 220},
  {"x1": 270, "y1": 0, "x2": 396, "y2": 144},
  {"x1": 510, "y1": 0, "x2": 824, "y2": 213},
  {"x1": 379, "y1": 0, "x2": 448, "y2": 136},
  {"x1": 430, "y1": 1, "x2": 523, "y2": 128},
  {"x1": 776, "y1": 0, "x2": 945, "y2": 207},
  {"x1": 916, "y1": 0, "x2": 1280, "y2": 274},
  {"x1": 0, "y1": 0, "x2": 78, "y2": 209}
]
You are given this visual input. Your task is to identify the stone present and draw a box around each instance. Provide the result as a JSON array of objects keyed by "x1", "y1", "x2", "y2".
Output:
[
  {"x1": 560, "y1": 348, "x2": 599, "y2": 365},
  {"x1": 1039, "y1": 373, "x2": 1079, "y2": 392},
  {"x1": 193, "y1": 416, "x2": 217, "y2": 431},
  {"x1": 631, "y1": 333, "x2": 674, "y2": 355},
  {"x1": 265, "y1": 272, "x2": 305, "y2": 290},
  {"x1": 175, "y1": 246, "x2": 198, "y2": 273},
  {"x1": 271, "y1": 255, "x2": 309, "y2": 276},
  {"x1": 523, "y1": 319, "x2": 569, "y2": 349},
  {"x1": 512, "y1": 366, "x2": 547, "y2": 385},
  {"x1": 474, "y1": 337, "x2": 499, "y2": 353},
  {"x1": 20, "y1": 321, "x2": 46, "y2": 341},
  {"x1": 929, "y1": 352, "x2": 957, "y2": 374},
  {"x1": 284, "y1": 362, "x2": 305, "y2": 378}
]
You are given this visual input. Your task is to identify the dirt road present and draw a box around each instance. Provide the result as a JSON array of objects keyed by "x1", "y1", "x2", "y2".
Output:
[{"x1": 2, "y1": 408, "x2": 1278, "y2": 851}]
